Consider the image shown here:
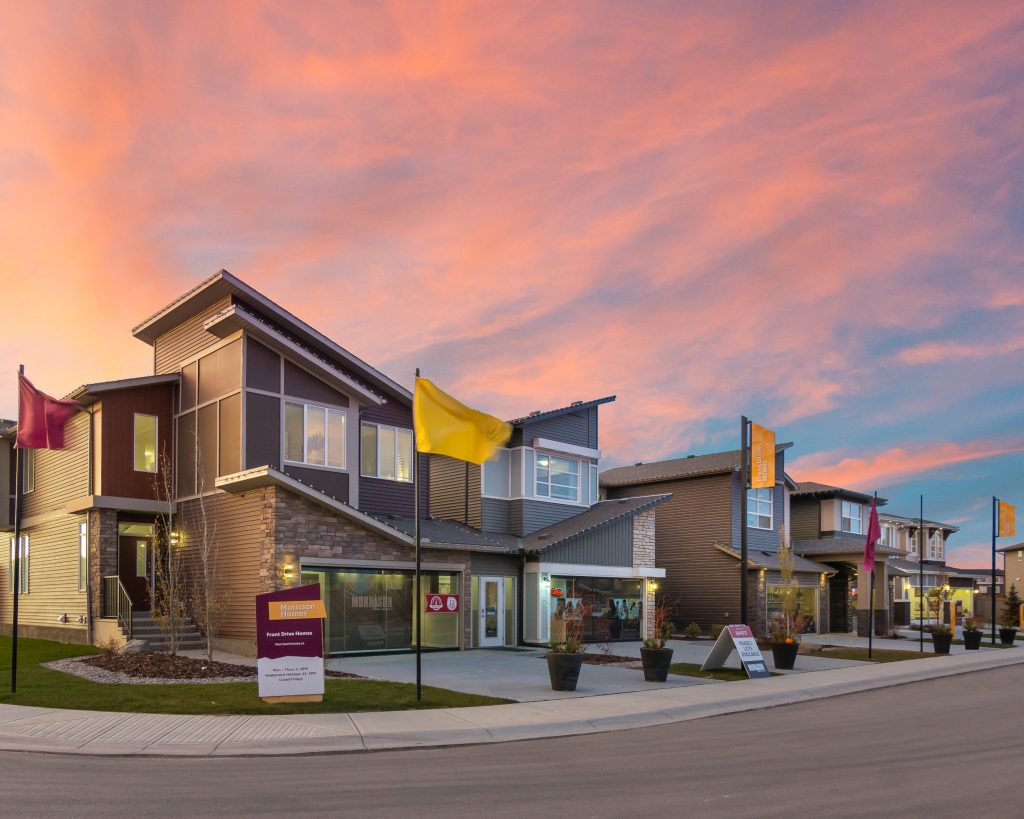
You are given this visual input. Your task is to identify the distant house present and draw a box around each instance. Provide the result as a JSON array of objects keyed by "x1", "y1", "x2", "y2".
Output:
[{"x1": 601, "y1": 445, "x2": 832, "y2": 637}]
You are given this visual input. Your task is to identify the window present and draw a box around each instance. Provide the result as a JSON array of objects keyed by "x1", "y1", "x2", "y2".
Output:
[
  {"x1": 284, "y1": 402, "x2": 346, "y2": 468},
  {"x1": 908, "y1": 531, "x2": 918, "y2": 555},
  {"x1": 360, "y1": 422, "x2": 413, "y2": 482},
  {"x1": 536, "y1": 453, "x2": 579, "y2": 502},
  {"x1": 22, "y1": 449, "x2": 34, "y2": 494},
  {"x1": 136, "y1": 541, "x2": 147, "y2": 577},
  {"x1": 589, "y1": 464, "x2": 599, "y2": 505},
  {"x1": 747, "y1": 487, "x2": 773, "y2": 529},
  {"x1": 134, "y1": 413, "x2": 158, "y2": 473},
  {"x1": 841, "y1": 501, "x2": 863, "y2": 534},
  {"x1": 929, "y1": 532, "x2": 943, "y2": 560},
  {"x1": 78, "y1": 522, "x2": 87, "y2": 592},
  {"x1": 881, "y1": 524, "x2": 898, "y2": 548},
  {"x1": 8, "y1": 535, "x2": 29, "y2": 594}
]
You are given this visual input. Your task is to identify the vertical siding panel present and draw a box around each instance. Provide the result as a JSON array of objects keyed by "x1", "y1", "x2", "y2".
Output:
[{"x1": 153, "y1": 295, "x2": 233, "y2": 374}]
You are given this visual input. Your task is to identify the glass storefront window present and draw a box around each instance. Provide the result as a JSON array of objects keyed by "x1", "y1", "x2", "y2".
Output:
[
  {"x1": 766, "y1": 587, "x2": 818, "y2": 632},
  {"x1": 549, "y1": 576, "x2": 643, "y2": 642},
  {"x1": 300, "y1": 567, "x2": 461, "y2": 654}
]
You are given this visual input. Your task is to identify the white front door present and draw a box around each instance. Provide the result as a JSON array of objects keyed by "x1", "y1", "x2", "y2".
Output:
[{"x1": 479, "y1": 577, "x2": 504, "y2": 647}]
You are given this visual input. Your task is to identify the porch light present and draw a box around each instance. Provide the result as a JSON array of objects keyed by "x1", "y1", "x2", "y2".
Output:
[
  {"x1": 283, "y1": 563, "x2": 295, "y2": 580},
  {"x1": 647, "y1": 580, "x2": 659, "y2": 592},
  {"x1": 169, "y1": 531, "x2": 183, "y2": 547}
]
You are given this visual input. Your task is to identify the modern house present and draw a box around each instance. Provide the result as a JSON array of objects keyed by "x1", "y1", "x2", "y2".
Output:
[
  {"x1": 601, "y1": 446, "x2": 833, "y2": 637},
  {"x1": 999, "y1": 541, "x2": 1024, "y2": 593},
  {"x1": 2, "y1": 270, "x2": 667, "y2": 655}
]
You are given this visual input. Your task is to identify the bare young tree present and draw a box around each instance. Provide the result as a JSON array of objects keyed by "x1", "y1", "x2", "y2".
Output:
[
  {"x1": 189, "y1": 443, "x2": 228, "y2": 661},
  {"x1": 152, "y1": 444, "x2": 186, "y2": 654}
]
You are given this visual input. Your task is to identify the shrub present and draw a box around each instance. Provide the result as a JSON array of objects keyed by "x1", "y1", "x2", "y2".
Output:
[
  {"x1": 711, "y1": 624, "x2": 726, "y2": 639},
  {"x1": 99, "y1": 637, "x2": 121, "y2": 657},
  {"x1": 685, "y1": 622, "x2": 702, "y2": 639}
]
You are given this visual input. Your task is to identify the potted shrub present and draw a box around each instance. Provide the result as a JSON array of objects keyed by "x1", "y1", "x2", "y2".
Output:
[
  {"x1": 640, "y1": 602, "x2": 676, "y2": 682},
  {"x1": 547, "y1": 609, "x2": 586, "y2": 691},
  {"x1": 768, "y1": 529, "x2": 802, "y2": 671},
  {"x1": 931, "y1": 623, "x2": 952, "y2": 654},
  {"x1": 1000, "y1": 584, "x2": 1021, "y2": 646},
  {"x1": 962, "y1": 616, "x2": 983, "y2": 650}
]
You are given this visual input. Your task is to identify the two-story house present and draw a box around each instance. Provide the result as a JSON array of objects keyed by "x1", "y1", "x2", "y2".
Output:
[{"x1": 601, "y1": 446, "x2": 832, "y2": 637}]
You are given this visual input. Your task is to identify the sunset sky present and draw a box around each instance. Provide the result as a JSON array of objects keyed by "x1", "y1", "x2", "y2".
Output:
[{"x1": 1, "y1": 2, "x2": 1022, "y2": 565}]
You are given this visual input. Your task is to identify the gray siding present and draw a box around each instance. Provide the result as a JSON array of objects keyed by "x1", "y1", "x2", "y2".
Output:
[
  {"x1": 481, "y1": 497, "x2": 511, "y2": 535},
  {"x1": 539, "y1": 515, "x2": 633, "y2": 567},
  {"x1": 245, "y1": 392, "x2": 280, "y2": 470},
  {"x1": 517, "y1": 498, "x2": 586, "y2": 537},
  {"x1": 470, "y1": 553, "x2": 520, "y2": 576},
  {"x1": 730, "y1": 449, "x2": 786, "y2": 551},
  {"x1": 281, "y1": 465, "x2": 349, "y2": 501},
  {"x1": 359, "y1": 399, "x2": 427, "y2": 518},
  {"x1": 513, "y1": 406, "x2": 597, "y2": 449},
  {"x1": 153, "y1": 295, "x2": 233, "y2": 374},
  {"x1": 429, "y1": 455, "x2": 480, "y2": 528}
]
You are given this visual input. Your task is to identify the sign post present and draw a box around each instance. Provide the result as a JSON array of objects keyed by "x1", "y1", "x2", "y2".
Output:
[
  {"x1": 700, "y1": 624, "x2": 771, "y2": 679},
  {"x1": 256, "y1": 583, "x2": 327, "y2": 703}
]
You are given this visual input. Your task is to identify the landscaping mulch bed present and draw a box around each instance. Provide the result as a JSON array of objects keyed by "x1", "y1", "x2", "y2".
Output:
[
  {"x1": 580, "y1": 654, "x2": 640, "y2": 667},
  {"x1": 75, "y1": 653, "x2": 361, "y2": 683}
]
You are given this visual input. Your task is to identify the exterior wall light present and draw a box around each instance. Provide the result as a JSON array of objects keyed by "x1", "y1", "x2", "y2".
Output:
[
  {"x1": 646, "y1": 580, "x2": 659, "y2": 592},
  {"x1": 283, "y1": 562, "x2": 295, "y2": 580}
]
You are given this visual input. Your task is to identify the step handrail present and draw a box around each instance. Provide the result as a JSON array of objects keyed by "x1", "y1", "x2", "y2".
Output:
[{"x1": 101, "y1": 575, "x2": 133, "y2": 640}]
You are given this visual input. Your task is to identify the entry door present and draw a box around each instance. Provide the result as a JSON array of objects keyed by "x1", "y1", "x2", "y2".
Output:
[
  {"x1": 117, "y1": 537, "x2": 151, "y2": 611},
  {"x1": 479, "y1": 577, "x2": 504, "y2": 647}
]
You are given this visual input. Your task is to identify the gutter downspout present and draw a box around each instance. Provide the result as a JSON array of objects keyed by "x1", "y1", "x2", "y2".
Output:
[{"x1": 86, "y1": 406, "x2": 94, "y2": 646}]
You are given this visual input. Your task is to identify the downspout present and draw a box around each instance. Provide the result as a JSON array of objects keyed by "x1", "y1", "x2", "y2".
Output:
[{"x1": 85, "y1": 406, "x2": 94, "y2": 646}]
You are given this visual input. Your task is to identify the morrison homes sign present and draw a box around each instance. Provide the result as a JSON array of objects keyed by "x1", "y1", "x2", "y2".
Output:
[{"x1": 255, "y1": 583, "x2": 327, "y2": 703}]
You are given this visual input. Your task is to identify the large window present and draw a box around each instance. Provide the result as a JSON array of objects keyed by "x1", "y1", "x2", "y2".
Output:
[
  {"x1": 8, "y1": 535, "x2": 29, "y2": 594},
  {"x1": 285, "y1": 402, "x2": 346, "y2": 468},
  {"x1": 134, "y1": 413, "x2": 158, "y2": 473},
  {"x1": 747, "y1": 487, "x2": 773, "y2": 529},
  {"x1": 536, "y1": 453, "x2": 579, "y2": 502},
  {"x1": 549, "y1": 576, "x2": 643, "y2": 642},
  {"x1": 841, "y1": 501, "x2": 863, "y2": 534},
  {"x1": 361, "y1": 422, "x2": 413, "y2": 482},
  {"x1": 78, "y1": 521, "x2": 88, "y2": 592},
  {"x1": 767, "y1": 587, "x2": 817, "y2": 631}
]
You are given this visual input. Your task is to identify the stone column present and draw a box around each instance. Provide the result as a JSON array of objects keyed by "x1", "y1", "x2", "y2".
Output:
[
  {"x1": 632, "y1": 510, "x2": 657, "y2": 639},
  {"x1": 88, "y1": 509, "x2": 118, "y2": 623}
]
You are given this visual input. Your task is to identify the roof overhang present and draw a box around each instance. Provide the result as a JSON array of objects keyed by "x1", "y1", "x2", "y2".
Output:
[
  {"x1": 216, "y1": 466, "x2": 412, "y2": 546},
  {"x1": 68, "y1": 373, "x2": 180, "y2": 406},
  {"x1": 204, "y1": 303, "x2": 384, "y2": 406},
  {"x1": 534, "y1": 562, "x2": 666, "y2": 579},
  {"x1": 64, "y1": 496, "x2": 175, "y2": 516}
]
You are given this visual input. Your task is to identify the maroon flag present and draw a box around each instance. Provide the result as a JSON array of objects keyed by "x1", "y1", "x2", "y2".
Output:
[
  {"x1": 16, "y1": 374, "x2": 81, "y2": 449},
  {"x1": 864, "y1": 495, "x2": 881, "y2": 572}
]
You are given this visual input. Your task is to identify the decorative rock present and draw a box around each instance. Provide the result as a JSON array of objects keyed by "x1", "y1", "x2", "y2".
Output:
[{"x1": 120, "y1": 639, "x2": 151, "y2": 655}]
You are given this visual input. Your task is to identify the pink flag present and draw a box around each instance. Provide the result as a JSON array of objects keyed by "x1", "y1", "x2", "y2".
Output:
[
  {"x1": 16, "y1": 374, "x2": 81, "y2": 449},
  {"x1": 864, "y1": 496, "x2": 881, "y2": 572}
]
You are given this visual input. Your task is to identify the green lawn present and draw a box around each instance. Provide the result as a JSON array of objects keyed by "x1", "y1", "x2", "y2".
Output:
[
  {"x1": 0, "y1": 637, "x2": 509, "y2": 715},
  {"x1": 799, "y1": 645, "x2": 941, "y2": 663},
  {"x1": 668, "y1": 662, "x2": 752, "y2": 682}
]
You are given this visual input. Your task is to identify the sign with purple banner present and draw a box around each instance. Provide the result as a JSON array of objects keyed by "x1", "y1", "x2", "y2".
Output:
[{"x1": 256, "y1": 583, "x2": 326, "y2": 702}]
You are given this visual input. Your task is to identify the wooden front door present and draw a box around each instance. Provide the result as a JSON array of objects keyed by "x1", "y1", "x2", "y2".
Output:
[
  {"x1": 828, "y1": 572, "x2": 848, "y2": 633},
  {"x1": 118, "y1": 536, "x2": 151, "y2": 611}
]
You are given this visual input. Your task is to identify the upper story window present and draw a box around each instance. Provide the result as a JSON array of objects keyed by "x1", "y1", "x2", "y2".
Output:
[
  {"x1": 22, "y1": 449, "x2": 35, "y2": 494},
  {"x1": 536, "y1": 453, "x2": 579, "y2": 502},
  {"x1": 747, "y1": 487, "x2": 773, "y2": 530},
  {"x1": 928, "y1": 532, "x2": 943, "y2": 560},
  {"x1": 361, "y1": 422, "x2": 413, "y2": 483},
  {"x1": 881, "y1": 524, "x2": 898, "y2": 548},
  {"x1": 134, "y1": 413, "x2": 158, "y2": 473},
  {"x1": 285, "y1": 402, "x2": 346, "y2": 469},
  {"x1": 908, "y1": 531, "x2": 918, "y2": 555},
  {"x1": 841, "y1": 501, "x2": 863, "y2": 534}
]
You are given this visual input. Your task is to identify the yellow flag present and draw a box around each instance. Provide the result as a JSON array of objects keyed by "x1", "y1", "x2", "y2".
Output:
[
  {"x1": 749, "y1": 422, "x2": 776, "y2": 489},
  {"x1": 413, "y1": 378, "x2": 512, "y2": 465},
  {"x1": 999, "y1": 501, "x2": 1016, "y2": 537}
]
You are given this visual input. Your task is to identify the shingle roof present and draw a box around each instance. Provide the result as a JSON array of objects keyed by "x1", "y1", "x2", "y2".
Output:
[
  {"x1": 373, "y1": 517, "x2": 520, "y2": 554},
  {"x1": 519, "y1": 494, "x2": 671, "y2": 553},
  {"x1": 792, "y1": 536, "x2": 901, "y2": 557},
  {"x1": 508, "y1": 396, "x2": 615, "y2": 426},
  {"x1": 601, "y1": 444, "x2": 794, "y2": 488},
  {"x1": 714, "y1": 544, "x2": 835, "y2": 574},
  {"x1": 791, "y1": 482, "x2": 883, "y2": 504},
  {"x1": 877, "y1": 511, "x2": 958, "y2": 532}
]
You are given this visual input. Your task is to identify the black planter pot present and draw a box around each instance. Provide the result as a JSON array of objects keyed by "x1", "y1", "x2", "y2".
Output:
[
  {"x1": 931, "y1": 632, "x2": 952, "y2": 654},
  {"x1": 999, "y1": 627, "x2": 1017, "y2": 646},
  {"x1": 547, "y1": 652, "x2": 584, "y2": 691},
  {"x1": 640, "y1": 647, "x2": 674, "y2": 682},
  {"x1": 770, "y1": 641, "x2": 799, "y2": 670},
  {"x1": 963, "y1": 630, "x2": 983, "y2": 650}
]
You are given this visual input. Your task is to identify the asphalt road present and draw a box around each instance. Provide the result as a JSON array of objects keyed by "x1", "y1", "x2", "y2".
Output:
[{"x1": 4, "y1": 664, "x2": 1021, "y2": 818}]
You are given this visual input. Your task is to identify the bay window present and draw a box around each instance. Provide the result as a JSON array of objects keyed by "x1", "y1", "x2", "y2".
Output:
[
  {"x1": 285, "y1": 402, "x2": 346, "y2": 468},
  {"x1": 361, "y1": 422, "x2": 413, "y2": 482}
]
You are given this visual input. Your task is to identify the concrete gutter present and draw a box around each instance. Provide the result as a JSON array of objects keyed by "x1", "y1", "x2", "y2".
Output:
[{"x1": 0, "y1": 649, "x2": 1019, "y2": 757}]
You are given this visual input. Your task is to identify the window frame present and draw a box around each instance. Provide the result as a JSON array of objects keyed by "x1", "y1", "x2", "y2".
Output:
[
  {"x1": 534, "y1": 452, "x2": 581, "y2": 504},
  {"x1": 747, "y1": 486, "x2": 773, "y2": 530},
  {"x1": 841, "y1": 501, "x2": 863, "y2": 534},
  {"x1": 78, "y1": 521, "x2": 88, "y2": 592},
  {"x1": 360, "y1": 421, "x2": 414, "y2": 483},
  {"x1": 283, "y1": 400, "x2": 347, "y2": 471},
  {"x1": 133, "y1": 412, "x2": 159, "y2": 474},
  {"x1": 22, "y1": 449, "x2": 35, "y2": 494},
  {"x1": 9, "y1": 534, "x2": 29, "y2": 594}
]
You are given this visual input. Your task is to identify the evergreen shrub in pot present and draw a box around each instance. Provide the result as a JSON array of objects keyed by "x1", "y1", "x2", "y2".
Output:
[
  {"x1": 931, "y1": 623, "x2": 952, "y2": 654},
  {"x1": 962, "y1": 616, "x2": 982, "y2": 650},
  {"x1": 1000, "y1": 585, "x2": 1021, "y2": 646},
  {"x1": 547, "y1": 611, "x2": 586, "y2": 691}
]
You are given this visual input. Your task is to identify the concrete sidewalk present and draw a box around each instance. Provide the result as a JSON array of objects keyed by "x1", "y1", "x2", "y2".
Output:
[{"x1": 0, "y1": 646, "x2": 1019, "y2": 757}]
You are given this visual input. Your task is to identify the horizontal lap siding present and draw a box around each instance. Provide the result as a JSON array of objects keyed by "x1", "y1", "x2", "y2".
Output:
[
  {"x1": 482, "y1": 497, "x2": 511, "y2": 534},
  {"x1": 515, "y1": 408, "x2": 596, "y2": 449},
  {"x1": 429, "y1": 455, "x2": 481, "y2": 529},
  {"x1": 470, "y1": 553, "x2": 520, "y2": 576},
  {"x1": 23, "y1": 412, "x2": 90, "y2": 518},
  {"x1": 359, "y1": 400, "x2": 428, "y2": 518},
  {"x1": 518, "y1": 499, "x2": 585, "y2": 537},
  {"x1": 607, "y1": 474, "x2": 739, "y2": 631},
  {"x1": 1, "y1": 514, "x2": 87, "y2": 632},
  {"x1": 177, "y1": 492, "x2": 267, "y2": 642},
  {"x1": 790, "y1": 499, "x2": 822, "y2": 540},
  {"x1": 153, "y1": 295, "x2": 233, "y2": 374}
]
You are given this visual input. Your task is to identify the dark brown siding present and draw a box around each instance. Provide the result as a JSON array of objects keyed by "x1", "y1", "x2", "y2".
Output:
[
  {"x1": 281, "y1": 464, "x2": 349, "y2": 501},
  {"x1": 245, "y1": 337, "x2": 281, "y2": 392},
  {"x1": 607, "y1": 473, "x2": 740, "y2": 631},
  {"x1": 790, "y1": 498, "x2": 822, "y2": 540},
  {"x1": 245, "y1": 392, "x2": 281, "y2": 469},
  {"x1": 283, "y1": 360, "x2": 349, "y2": 407},
  {"x1": 359, "y1": 399, "x2": 428, "y2": 518},
  {"x1": 153, "y1": 295, "x2": 233, "y2": 374},
  {"x1": 98, "y1": 384, "x2": 175, "y2": 500},
  {"x1": 429, "y1": 455, "x2": 481, "y2": 528}
]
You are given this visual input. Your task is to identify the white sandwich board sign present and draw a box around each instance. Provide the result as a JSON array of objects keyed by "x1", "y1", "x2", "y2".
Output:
[{"x1": 700, "y1": 624, "x2": 771, "y2": 678}]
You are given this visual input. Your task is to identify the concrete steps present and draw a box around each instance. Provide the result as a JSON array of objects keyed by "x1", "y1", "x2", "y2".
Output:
[{"x1": 126, "y1": 613, "x2": 206, "y2": 652}]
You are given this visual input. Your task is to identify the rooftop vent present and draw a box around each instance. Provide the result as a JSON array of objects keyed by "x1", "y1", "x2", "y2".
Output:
[
  {"x1": 529, "y1": 410, "x2": 542, "y2": 417},
  {"x1": 570, "y1": 400, "x2": 583, "y2": 406},
  {"x1": 635, "y1": 461, "x2": 644, "y2": 466},
  {"x1": 686, "y1": 454, "x2": 696, "y2": 459}
]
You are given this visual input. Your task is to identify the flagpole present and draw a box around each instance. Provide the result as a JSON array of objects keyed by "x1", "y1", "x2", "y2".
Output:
[
  {"x1": 739, "y1": 415, "x2": 749, "y2": 626},
  {"x1": 919, "y1": 494, "x2": 924, "y2": 655},
  {"x1": 868, "y1": 492, "x2": 876, "y2": 659},
  {"x1": 991, "y1": 496, "x2": 997, "y2": 646},
  {"x1": 11, "y1": 364, "x2": 25, "y2": 694},
  {"x1": 414, "y1": 368, "x2": 422, "y2": 701}
]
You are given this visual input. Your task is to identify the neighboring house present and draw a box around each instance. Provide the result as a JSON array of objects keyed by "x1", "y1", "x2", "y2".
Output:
[
  {"x1": 601, "y1": 446, "x2": 832, "y2": 638},
  {"x1": 789, "y1": 482, "x2": 900, "y2": 636},
  {"x1": 877, "y1": 511, "x2": 961, "y2": 626},
  {"x1": 426, "y1": 398, "x2": 669, "y2": 647},
  {"x1": 999, "y1": 542, "x2": 1024, "y2": 593},
  {"x1": 2, "y1": 270, "x2": 667, "y2": 654}
]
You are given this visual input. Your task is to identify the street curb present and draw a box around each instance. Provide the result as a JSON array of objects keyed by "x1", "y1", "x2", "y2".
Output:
[{"x1": 0, "y1": 649, "x2": 1019, "y2": 757}]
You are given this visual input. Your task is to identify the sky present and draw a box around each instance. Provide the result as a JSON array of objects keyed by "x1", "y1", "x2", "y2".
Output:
[{"x1": 1, "y1": 1, "x2": 1022, "y2": 566}]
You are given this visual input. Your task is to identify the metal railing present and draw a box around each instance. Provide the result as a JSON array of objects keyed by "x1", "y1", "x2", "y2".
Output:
[{"x1": 101, "y1": 575, "x2": 133, "y2": 639}]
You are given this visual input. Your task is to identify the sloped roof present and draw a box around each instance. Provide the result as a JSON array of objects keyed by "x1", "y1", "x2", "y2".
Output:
[
  {"x1": 714, "y1": 544, "x2": 835, "y2": 574},
  {"x1": 519, "y1": 494, "x2": 671, "y2": 553},
  {"x1": 793, "y1": 536, "x2": 901, "y2": 557},
  {"x1": 374, "y1": 517, "x2": 520, "y2": 554},
  {"x1": 601, "y1": 443, "x2": 793, "y2": 488},
  {"x1": 67, "y1": 373, "x2": 180, "y2": 406},
  {"x1": 790, "y1": 481, "x2": 883, "y2": 505},
  {"x1": 997, "y1": 541, "x2": 1024, "y2": 553},
  {"x1": 877, "y1": 511, "x2": 958, "y2": 532},
  {"x1": 508, "y1": 396, "x2": 615, "y2": 426}
]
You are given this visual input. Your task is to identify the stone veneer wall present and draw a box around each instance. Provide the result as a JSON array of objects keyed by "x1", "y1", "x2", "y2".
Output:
[
  {"x1": 747, "y1": 571, "x2": 767, "y2": 638},
  {"x1": 88, "y1": 508, "x2": 118, "y2": 623},
  {"x1": 632, "y1": 509, "x2": 656, "y2": 639}
]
